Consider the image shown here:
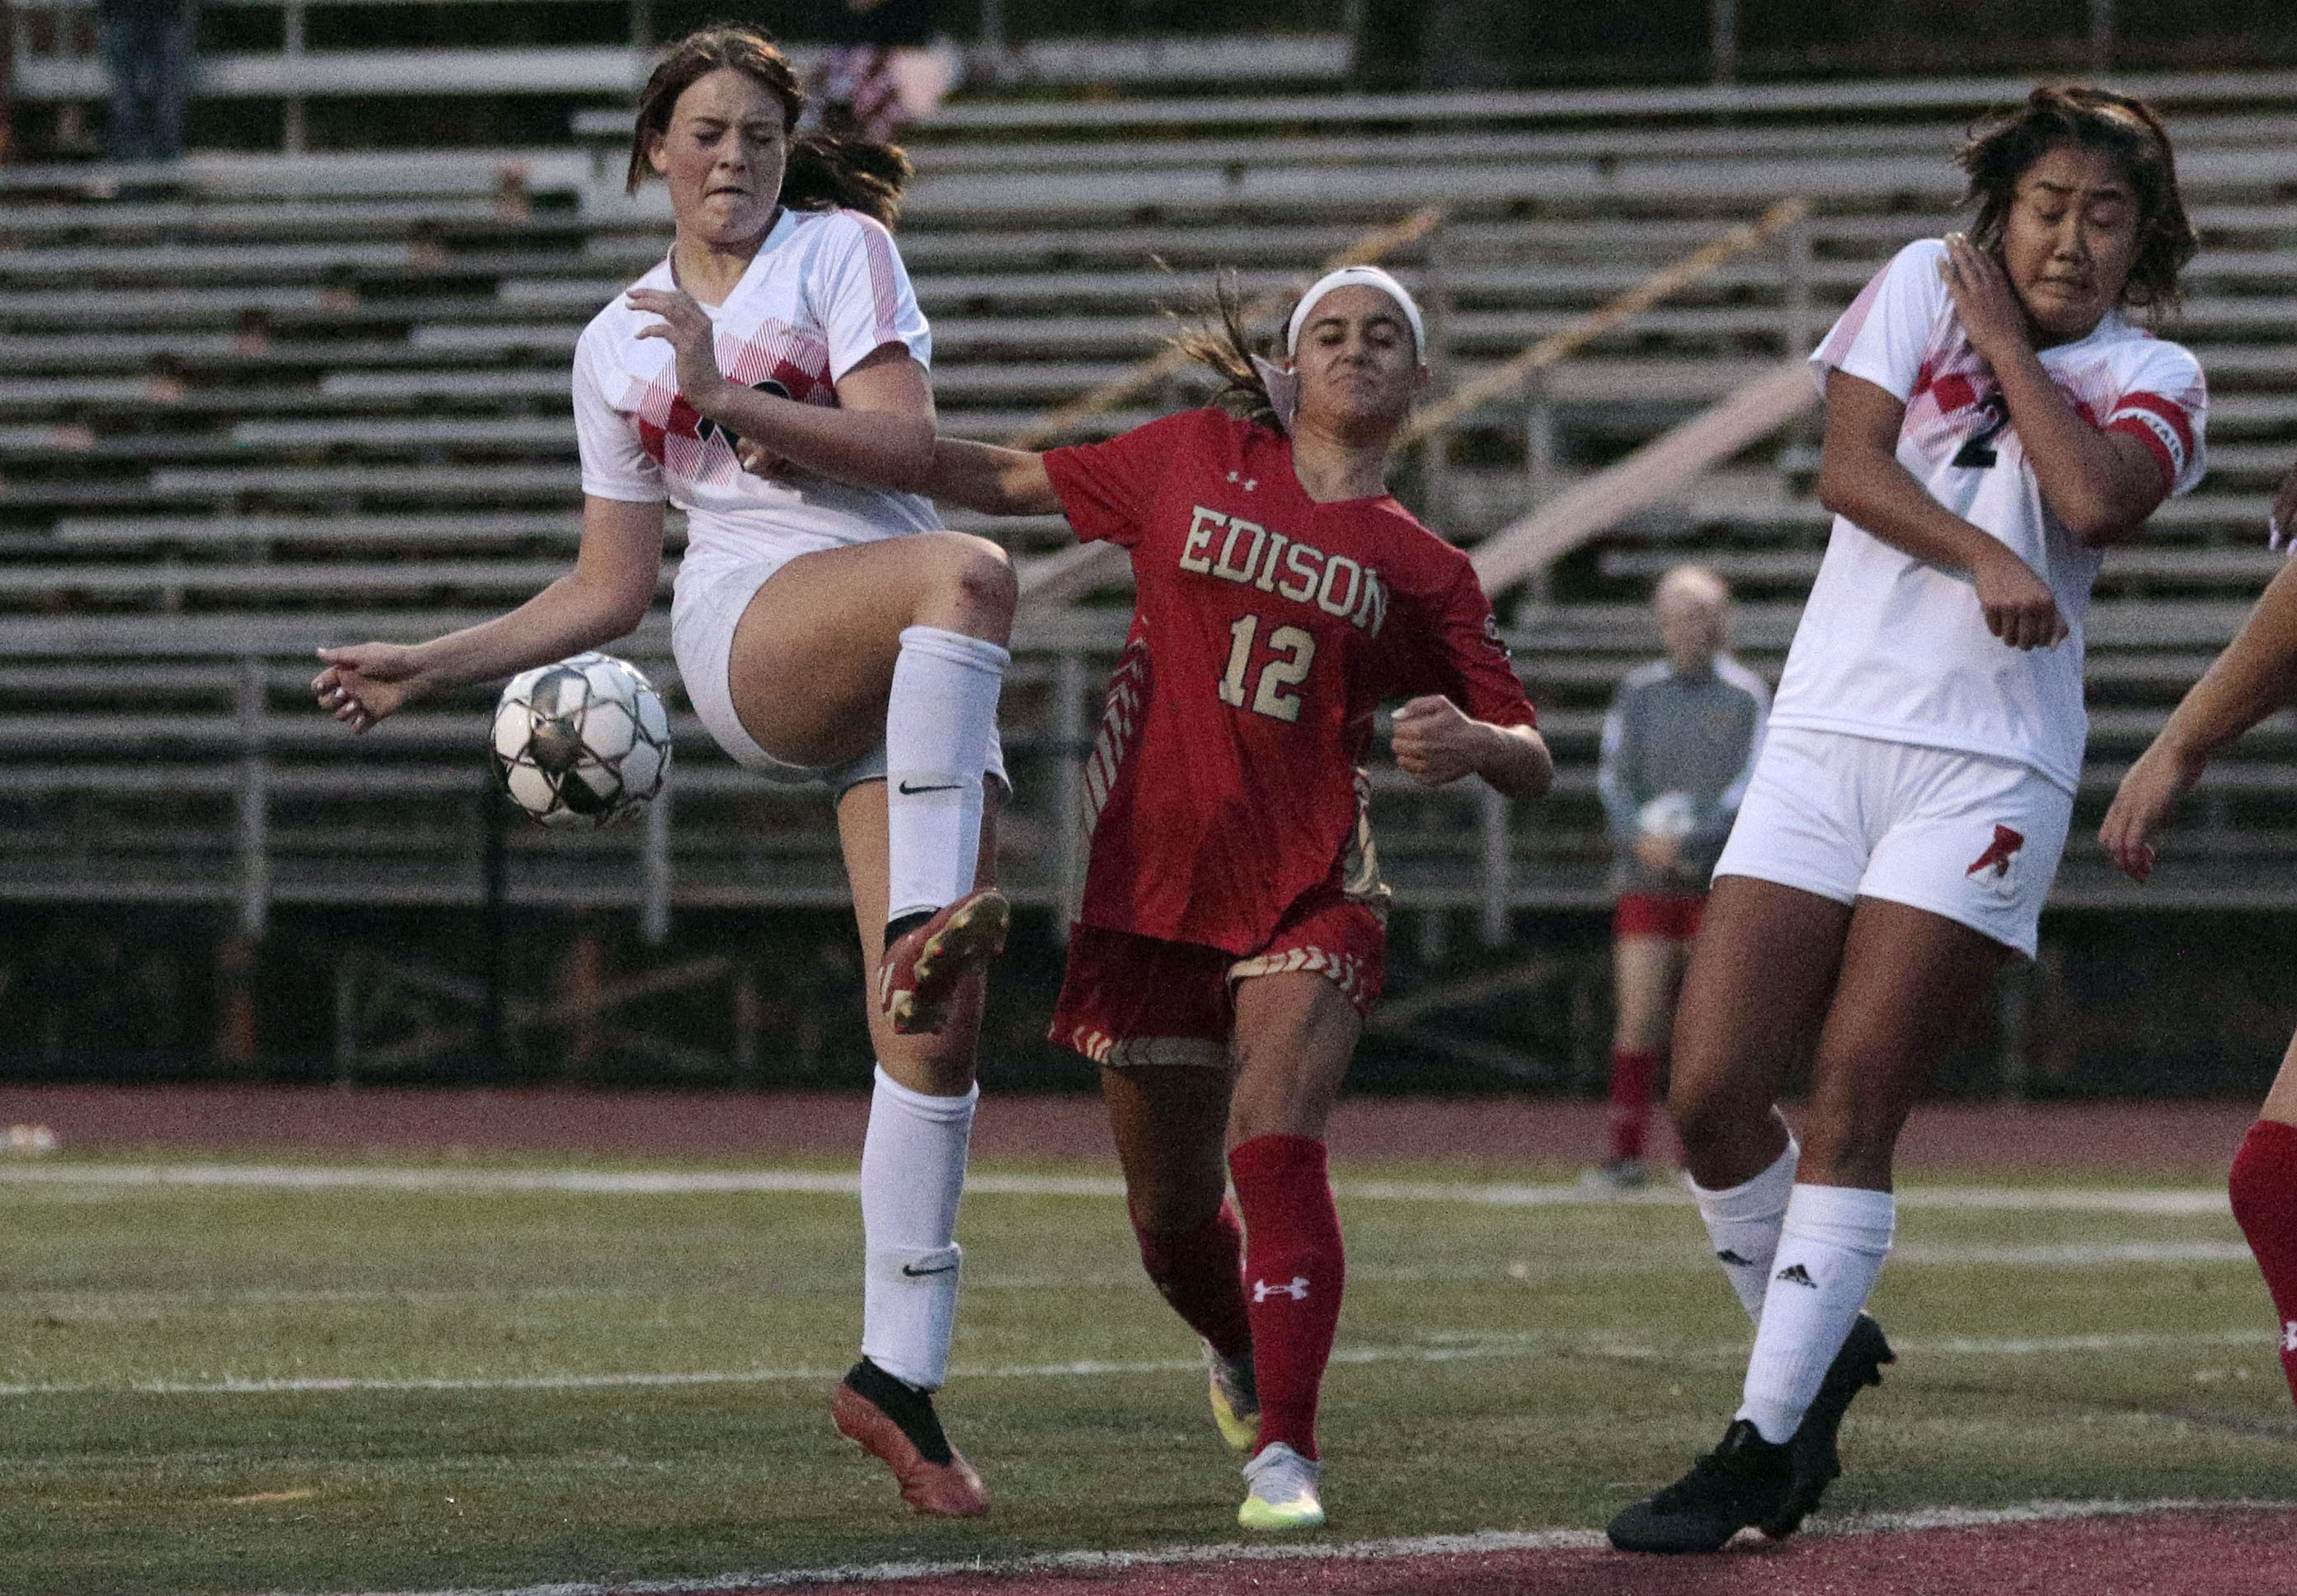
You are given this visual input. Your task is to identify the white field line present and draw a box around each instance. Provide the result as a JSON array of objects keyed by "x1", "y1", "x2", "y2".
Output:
[
  {"x1": 2, "y1": 1326, "x2": 2269, "y2": 1401},
  {"x1": 0, "y1": 1237, "x2": 2252, "y2": 1317},
  {"x1": 0, "y1": 1161, "x2": 2236, "y2": 1215},
  {"x1": 0, "y1": 1237, "x2": 2251, "y2": 1312},
  {"x1": 318, "y1": 1497, "x2": 2296, "y2": 1596}
]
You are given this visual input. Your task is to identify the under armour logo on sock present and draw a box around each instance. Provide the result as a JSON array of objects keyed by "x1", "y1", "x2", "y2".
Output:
[
  {"x1": 1715, "y1": 1248, "x2": 1754, "y2": 1266},
  {"x1": 2284, "y1": 1321, "x2": 2297, "y2": 1354},
  {"x1": 1252, "y1": 1276, "x2": 1310, "y2": 1302},
  {"x1": 1773, "y1": 1263, "x2": 1817, "y2": 1289}
]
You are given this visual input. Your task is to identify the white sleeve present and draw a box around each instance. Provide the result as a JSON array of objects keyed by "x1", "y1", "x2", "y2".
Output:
[
  {"x1": 807, "y1": 211, "x2": 932, "y2": 383},
  {"x1": 574, "y1": 331, "x2": 665, "y2": 504},
  {"x1": 1809, "y1": 239, "x2": 1950, "y2": 403},
  {"x1": 2102, "y1": 340, "x2": 2209, "y2": 498}
]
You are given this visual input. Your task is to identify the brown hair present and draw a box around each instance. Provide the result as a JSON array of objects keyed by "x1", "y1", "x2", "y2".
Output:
[
  {"x1": 1958, "y1": 83, "x2": 2196, "y2": 312},
  {"x1": 1169, "y1": 273, "x2": 1285, "y2": 432},
  {"x1": 626, "y1": 25, "x2": 914, "y2": 226}
]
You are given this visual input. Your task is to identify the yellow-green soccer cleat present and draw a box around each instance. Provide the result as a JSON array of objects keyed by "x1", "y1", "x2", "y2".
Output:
[
  {"x1": 1238, "y1": 1441, "x2": 1324, "y2": 1531},
  {"x1": 1206, "y1": 1345, "x2": 1259, "y2": 1453}
]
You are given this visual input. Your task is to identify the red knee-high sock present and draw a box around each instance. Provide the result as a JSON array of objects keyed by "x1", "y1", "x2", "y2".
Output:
[
  {"x1": 1131, "y1": 1199, "x2": 1252, "y2": 1363},
  {"x1": 1228, "y1": 1134, "x2": 1345, "y2": 1461},
  {"x1": 1608, "y1": 1047, "x2": 1658, "y2": 1163},
  {"x1": 2229, "y1": 1119, "x2": 2297, "y2": 1407}
]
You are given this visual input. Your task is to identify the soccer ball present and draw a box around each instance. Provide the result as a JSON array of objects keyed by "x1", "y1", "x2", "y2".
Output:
[
  {"x1": 491, "y1": 652, "x2": 671, "y2": 829},
  {"x1": 1637, "y1": 791, "x2": 1698, "y2": 841}
]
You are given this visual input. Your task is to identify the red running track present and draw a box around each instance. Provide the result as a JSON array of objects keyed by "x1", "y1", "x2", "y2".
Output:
[
  {"x1": 750, "y1": 1509, "x2": 2297, "y2": 1596},
  {"x1": 0, "y1": 1085, "x2": 2260, "y2": 1175}
]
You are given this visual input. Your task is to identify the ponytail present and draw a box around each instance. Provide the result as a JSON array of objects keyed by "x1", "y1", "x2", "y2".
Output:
[
  {"x1": 1170, "y1": 272, "x2": 1285, "y2": 433},
  {"x1": 781, "y1": 133, "x2": 913, "y2": 228}
]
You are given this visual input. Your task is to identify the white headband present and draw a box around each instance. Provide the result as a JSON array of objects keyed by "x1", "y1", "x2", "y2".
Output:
[
  {"x1": 1251, "y1": 266, "x2": 1427, "y2": 426},
  {"x1": 1285, "y1": 265, "x2": 1426, "y2": 360}
]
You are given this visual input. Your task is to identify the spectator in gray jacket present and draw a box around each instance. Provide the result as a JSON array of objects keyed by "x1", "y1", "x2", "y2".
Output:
[
  {"x1": 1589, "y1": 566, "x2": 1767, "y2": 1187},
  {"x1": 100, "y1": 0, "x2": 191, "y2": 164}
]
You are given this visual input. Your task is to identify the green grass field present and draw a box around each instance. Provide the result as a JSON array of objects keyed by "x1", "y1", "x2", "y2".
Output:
[{"x1": 0, "y1": 1153, "x2": 2289, "y2": 1596}]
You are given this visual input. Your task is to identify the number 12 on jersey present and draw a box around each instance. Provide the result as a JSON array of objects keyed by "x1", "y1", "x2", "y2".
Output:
[{"x1": 1218, "y1": 613, "x2": 1316, "y2": 724}]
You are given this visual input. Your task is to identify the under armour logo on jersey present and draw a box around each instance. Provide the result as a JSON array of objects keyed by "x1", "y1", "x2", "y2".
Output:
[
  {"x1": 2284, "y1": 1321, "x2": 2297, "y2": 1354},
  {"x1": 1966, "y1": 824, "x2": 2025, "y2": 900},
  {"x1": 1774, "y1": 1263, "x2": 1817, "y2": 1289},
  {"x1": 1252, "y1": 1276, "x2": 1310, "y2": 1302}
]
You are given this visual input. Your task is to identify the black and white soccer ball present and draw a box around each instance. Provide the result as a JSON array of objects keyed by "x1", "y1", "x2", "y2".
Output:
[{"x1": 491, "y1": 651, "x2": 671, "y2": 829}]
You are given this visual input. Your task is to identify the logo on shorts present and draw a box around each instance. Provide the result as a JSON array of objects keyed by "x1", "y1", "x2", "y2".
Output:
[
  {"x1": 1966, "y1": 824, "x2": 2026, "y2": 900},
  {"x1": 1252, "y1": 1276, "x2": 1310, "y2": 1303}
]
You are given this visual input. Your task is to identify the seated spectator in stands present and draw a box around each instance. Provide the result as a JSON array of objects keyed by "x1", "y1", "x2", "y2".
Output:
[
  {"x1": 801, "y1": 0, "x2": 952, "y2": 143},
  {"x1": 100, "y1": 0, "x2": 192, "y2": 164}
]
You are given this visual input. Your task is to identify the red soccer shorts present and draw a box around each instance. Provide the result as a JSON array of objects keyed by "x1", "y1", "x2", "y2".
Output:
[
  {"x1": 1614, "y1": 891, "x2": 1707, "y2": 941},
  {"x1": 1050, "y1": 884, "x2": 1387, "y2": 1069}
]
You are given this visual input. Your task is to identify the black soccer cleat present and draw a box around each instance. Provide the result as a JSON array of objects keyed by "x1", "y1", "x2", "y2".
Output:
[
  {"x1": 1606, "y1": 1418, "x2": 1795, "y2": 1554},
  {"x1": 1759, "y1": 1311, "x2": 1895, "y2": 1539}
]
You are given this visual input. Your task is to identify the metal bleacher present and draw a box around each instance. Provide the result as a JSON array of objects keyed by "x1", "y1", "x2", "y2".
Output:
[{"x1": 4, "y1": 71, "x2": 2297, "y2": 940}]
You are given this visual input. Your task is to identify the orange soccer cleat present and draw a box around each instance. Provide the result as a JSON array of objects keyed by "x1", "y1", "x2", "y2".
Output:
[
  {"x1": 830, "y1": 1359, "x2": 990, "y2": 1519},
  {"x1": 876, "y1": 888, "x2": 1011, "y2": 1035}
]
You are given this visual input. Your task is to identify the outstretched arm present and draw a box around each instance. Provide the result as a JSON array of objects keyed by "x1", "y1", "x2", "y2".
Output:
[
  {"x1": 314, "y1": 495, "x2": 665, "y2": 731},
  {"x1": 1391, "y1": 696, "x2": 1553, "y2": 800},
  {"x1": 923, "y1": 437, "x2": 1063, "y2": 517},
  {"x1": 2102, "y1": 555, "x2": 2297, "y2": 881},
  {"x1": 1941, "y1": 233, "x2": 2168, "y2": 547}
]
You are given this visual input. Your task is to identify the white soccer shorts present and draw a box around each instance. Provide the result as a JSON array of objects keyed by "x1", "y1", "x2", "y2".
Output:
[
  {"x1": 671, "y1": 546, "x2": 1008, "y2": 797},
  {"x1": 1712, "y1": 725, "x2": 2072, "y2": 958}
]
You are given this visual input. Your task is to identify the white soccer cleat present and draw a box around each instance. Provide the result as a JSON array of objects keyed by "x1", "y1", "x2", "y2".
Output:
[{"x1": 1238, "y1": 1441, "x2": 1324, "y2": 1531}]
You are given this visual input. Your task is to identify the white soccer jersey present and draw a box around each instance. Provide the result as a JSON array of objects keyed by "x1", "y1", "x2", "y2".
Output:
[
  {"x1": 1780, "y1": 237, "x2": 2207, "y2": 792},
  {"x1": 572, "y1": 206, "x2": 940, "y2": 575}
]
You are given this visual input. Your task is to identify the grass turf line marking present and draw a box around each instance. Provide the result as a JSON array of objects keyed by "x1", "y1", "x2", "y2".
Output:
[
  {"x1": 1, "y1": 1328, "x2": 2268, "y2": 1400},
  {"x1": 321, "y1": 1497, "x2": 2296, "y2": 1596},
  {"x1": 0, "y1": 1162, "x2": 2234, "y2": 1214}
]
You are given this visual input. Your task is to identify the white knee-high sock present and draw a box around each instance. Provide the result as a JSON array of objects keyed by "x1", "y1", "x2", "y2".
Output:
[
  {"x1": 884, "y1": 626, "x2": 1008, "y2": 926},
  {"x1": 859, "y1": 1064, "x2": 977, "y2": 1392},
  {"x1": 1690, "y1": 1137, "x2": 1800, "y2": 1324},
  {"x1": 1737, "y1": 1183, "x2": 1895, "y2": 1443}
]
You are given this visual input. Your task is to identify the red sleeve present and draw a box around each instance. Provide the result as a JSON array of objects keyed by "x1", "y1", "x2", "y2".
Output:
[
  {"x1": 1041, "y1": 411, "x2": 1218, "y2": 549},
  {"x1": 1416, "y1": 564, "x2": 1537, "y2": 728}
]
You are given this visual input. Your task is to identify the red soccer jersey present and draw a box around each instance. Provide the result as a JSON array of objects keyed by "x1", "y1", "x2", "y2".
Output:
[{"x1": 1044, "y1": 407, "x2": 1537, "y2": 956}]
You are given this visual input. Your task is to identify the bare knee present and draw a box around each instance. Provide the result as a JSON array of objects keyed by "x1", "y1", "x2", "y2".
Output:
[
  {"x1": 913, "y1": 533, "x2": 1017, "y2": 643},
  {"x1": 1665, "y1": 1073, "x2": 1740, "y2": 1163},
  {"x1": 1794, "y1": 1099, "x2": 1901, "y2": 1188},
  {"x1": 1128, "y1": 1180, "x2": 1225, "y2": 1237}
]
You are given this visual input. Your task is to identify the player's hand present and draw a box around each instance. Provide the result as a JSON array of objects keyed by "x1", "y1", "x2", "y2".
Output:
[
  {"x1": 1633, "y1": 831, "x2": 1682, "y2": 875},
  {"x1": 2271, "y1": 459, "x2": 2297, "y2": 549},
  {"x1": 2100, "y1": 736, "x2": 2206, "y2": 884},
  {"x1": 627, "y1": 286, "x2": 727, "y2": 413},
  {"x1": 735, "y1": 436, "x2": 787, "y2": 481},
  {"x1": 1972, "y1": 544, "x2": 2068, "y2": 650},
  {"x1": 1941, "y1": 232, "x2": 2030, "y2": 369},
  {"x1": 1392, "y1": 695, "x2": 1483, "y2": 786},
  {"x1": 312, "y1": 643, "x2": 430, "y2": 735}
]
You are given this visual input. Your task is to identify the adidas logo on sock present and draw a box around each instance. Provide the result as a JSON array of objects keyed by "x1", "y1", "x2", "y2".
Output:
[
  {"x1": 1774, "y1": 1262, "x2": 1817, "y2": 1289},
  {"x1": 1715, "y1": 1248, "x2": 1754, "y2": 1266}
]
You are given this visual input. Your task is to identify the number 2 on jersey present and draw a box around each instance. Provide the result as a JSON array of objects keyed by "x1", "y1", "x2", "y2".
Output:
[{"x1": 1218, "y1": 614, "x2": 1316, "y2": 724}]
